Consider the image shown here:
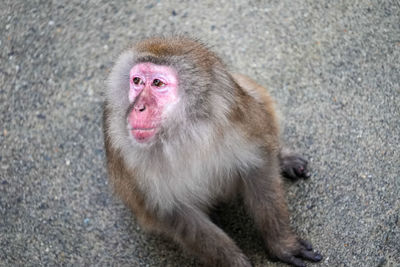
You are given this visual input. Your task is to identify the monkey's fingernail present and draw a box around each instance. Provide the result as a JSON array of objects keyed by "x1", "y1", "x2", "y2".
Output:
[{"x1": 313, "y1": 252, "x2": 322, "y2": 261}]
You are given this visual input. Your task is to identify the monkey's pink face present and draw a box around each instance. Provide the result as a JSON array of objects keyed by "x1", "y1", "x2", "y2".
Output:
[{"x1": 127, "y1": 63, "x2": 179, "y2": 143}]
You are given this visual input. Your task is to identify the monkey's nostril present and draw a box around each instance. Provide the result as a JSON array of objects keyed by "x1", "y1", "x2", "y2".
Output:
[
  {"x1": 134, "y1": 104, "x2": 146, "y2": 112},
  {"x1": 139, "y1": 106, "x2": 146, "y2": 112}
]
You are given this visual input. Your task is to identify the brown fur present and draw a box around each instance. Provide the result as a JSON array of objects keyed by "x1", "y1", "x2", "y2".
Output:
[
  {"x1": 103, "y1": 37, "x2": 321, "y2": 267},
  {"x1": 136, "y1": 37, "x2": 220, "y2": 70}
]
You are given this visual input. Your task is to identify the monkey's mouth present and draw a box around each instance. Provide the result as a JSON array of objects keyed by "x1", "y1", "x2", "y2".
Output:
[{"x1": 130, "y1": 127, "x2": 157, "y2": 143}]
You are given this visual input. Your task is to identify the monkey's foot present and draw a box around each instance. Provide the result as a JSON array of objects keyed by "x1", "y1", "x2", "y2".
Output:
[
  {"x1": 276, "y1": 239, "x2": 322, "y2": 267},
  {"x1": 279, "y1": 153, "x2": 311, "y2": 180}
]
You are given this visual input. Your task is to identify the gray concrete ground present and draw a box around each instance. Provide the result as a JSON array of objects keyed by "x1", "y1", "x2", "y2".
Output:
[{"x1": 1, "y1": 0, "x2": 399, "y2": 266}]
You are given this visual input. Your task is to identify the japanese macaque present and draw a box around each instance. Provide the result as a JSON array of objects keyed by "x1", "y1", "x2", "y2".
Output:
[{"x1": 103, "y1": 36, "x2": 322, "y2": 267}]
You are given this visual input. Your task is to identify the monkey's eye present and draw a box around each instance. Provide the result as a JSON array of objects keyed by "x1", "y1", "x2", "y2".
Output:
[
  {"x1": 132, "y1": 77, "x2": 141, "y2": 85},
  {"x1": 152, "y1": 79, "x2": 165, "y2": 87}
]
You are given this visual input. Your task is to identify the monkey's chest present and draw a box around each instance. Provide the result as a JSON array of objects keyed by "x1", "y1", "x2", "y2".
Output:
[
  {"x1": 139, "y1": 146, "x2": 261, "y2": 211},
  {"x1": 140, "y1": 164, "x2": 232, "y2": 211}
]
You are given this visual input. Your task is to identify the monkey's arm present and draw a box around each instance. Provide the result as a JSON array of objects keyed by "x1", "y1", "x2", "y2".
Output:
[
  {"x1": 149, "y1": 206, "x2": 252, "y2": 267},
  {"x1": 241, "y1": 156, "x2": 322, "y2": 267}
]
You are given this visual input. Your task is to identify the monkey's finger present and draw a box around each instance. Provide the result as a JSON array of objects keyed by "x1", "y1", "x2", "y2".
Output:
[
  {"x1": 299, "y1": 249, "x2": 323, "y2": 262},
  {"x1": 281, "y1": 256, "x2": 306, "y2": 267},
  {"x1": 296, "y1": 157, "x2": 308, "y2": 165},
  {"x1": 298, "y1": 239, "x2": 313, "y2": 251},
  {"x1": 283, "y1": 168, "x2": 297, "y2": 180}
]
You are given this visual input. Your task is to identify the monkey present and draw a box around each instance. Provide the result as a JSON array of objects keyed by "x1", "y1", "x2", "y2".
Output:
[{"x1": 103, "y1": 36, "x2": 322, "y2": 267}]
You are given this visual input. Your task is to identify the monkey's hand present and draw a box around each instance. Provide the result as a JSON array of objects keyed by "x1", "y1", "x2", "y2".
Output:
[
  {"x1": 241, "y1": 161, "x2": 321, "y2": 266},
  {"x1": 273, "y1": 238, "x2": 322, "y2": 267},
  {"x1": 279, "y1": 152, "x2": 311, "y2": 180}
]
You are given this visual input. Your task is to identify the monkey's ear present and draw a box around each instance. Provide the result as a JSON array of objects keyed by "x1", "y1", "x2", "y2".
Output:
[{"x1": 106, "y1": 51, "x2": 135, "y2": 107}]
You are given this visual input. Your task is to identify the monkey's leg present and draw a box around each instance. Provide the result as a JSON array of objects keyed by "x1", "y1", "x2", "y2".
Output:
[
  {"x1": 158, "y1": 206, "x2": 251, "y2": 267},
  {"x1": 241, "y1": 161, "x2": 322, "y2": 267},
  {"x1": 279, "y1": 149, "x2": 311, "y2": 180}
]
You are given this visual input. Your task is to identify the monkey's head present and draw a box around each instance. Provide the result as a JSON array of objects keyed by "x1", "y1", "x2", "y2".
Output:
[{"x1": 106, "y1": 37, "x2": 235, "y2": 148}]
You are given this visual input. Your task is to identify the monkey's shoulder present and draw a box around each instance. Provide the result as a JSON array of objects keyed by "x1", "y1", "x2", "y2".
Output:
[{"x1": 229, "y1": 74, "x2": 279, "y2": 143}]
